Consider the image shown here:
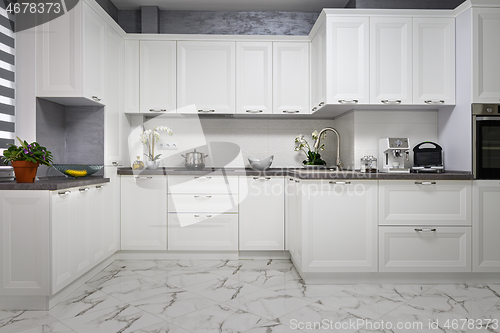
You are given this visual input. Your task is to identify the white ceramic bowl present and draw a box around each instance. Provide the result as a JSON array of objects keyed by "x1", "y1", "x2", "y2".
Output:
[{"x1": 248, "y1": 156, "x2": 274, "y2": 171}]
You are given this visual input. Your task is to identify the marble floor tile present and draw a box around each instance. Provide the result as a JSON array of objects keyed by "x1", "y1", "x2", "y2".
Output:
[
  {"x1": 268, "y1": 279, "x2": 346, "y2": 300},
  {"x1": 85, "y1": 269, "x2": 145, "y2": 289},
  {"x1": 154, "y1": 260, "x2": 220, "y2": 271},
  {"x1": 227, "y1": 268, "x2": 298, "y2": 289},
  {"x1": 243, "y1": 320, "x2": 307, "y2": 333},
  {"x1": 49, "y1": 285, "x2": 125, "y2": 321},
  {"x1": 480, "y1": 302, "x2": 500, "y2": 332},
  {"x1": 97, "y1": 276, "x2": 182, "y2": 303},
  {"x1": 149, "y1": 270, "x2": 222, "y2": 289},
  {"x1": 184, "y1": 276, "x2": 263, "y2": 302},
  {"x1": 61, "y1": 304, "x2": 164, "y2": 333},
  {"x1": 342, "y1": 284, "x2": 434, "y2": 301},
  {"x1": 17, "y1": 321, "x2": 77, "y2": 333},
  {"x1": 225, "y1": 288, "x2": 314, "y2": 320},
  {"x1": 129, "y1": 290, "x2": 217, "y2": 321},
  {"x1": 129, "y1": 321, "x2": 190, "y2": 333},
  {"x1": 172, "y1": 303, "x2": 267, "y2": 333},
  {"x1": 0, "y1": 311, "x2": 59, "y2": 333}
]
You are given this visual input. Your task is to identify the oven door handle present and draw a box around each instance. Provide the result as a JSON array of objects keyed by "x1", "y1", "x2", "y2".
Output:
[{"x1": 475, "y1": 116, "x2": 500, "y2": 121}]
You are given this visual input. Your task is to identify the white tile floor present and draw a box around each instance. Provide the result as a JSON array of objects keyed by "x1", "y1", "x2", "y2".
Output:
[{"x1": 1, "y1": 259, "x2": 499, "y2": 333}]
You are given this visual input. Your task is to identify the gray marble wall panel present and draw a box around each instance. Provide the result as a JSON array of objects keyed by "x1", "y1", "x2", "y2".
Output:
[
  {"x1": 141, "y1": 6, "x2": 160, "y2": 33},
  {"x1": 118, "y1": 10, "x2": 141, "y2": 33},
  {"x1": 96, "y1": 0, "x2": 119, "y2": 22},
  {"x1": 159, "y1": 11, "x2": 320, "y2": 35}
]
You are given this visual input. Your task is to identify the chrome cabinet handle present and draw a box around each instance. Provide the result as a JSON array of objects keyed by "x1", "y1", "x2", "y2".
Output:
[
  {"x1": 194, "y1": 176, "x2": 212, "y2": 179},
  {"x1": 424, "y1": 100, "x2": 445, "y2": 104},
  {"x1": 92, "y1": 96, "x2": 101, "y2": 102},
  {"x1": 329, "y1": 181, "x2": 351, "y2": 185},
  {"x1": 245, "y1": 110, "x2": 263, "y2": 113},
  {"x1": 381, "y1": 100, "x2": 402, "y2": 104},
  {"x1": 282, "y1": 110, "x2": 300, "y2": 114},
  {"x1": 312, "y1": 107, "x2": 318, "y2": 111},
  {"x1": 149, "y1": 109, "x2": 167, "y2": 112},
  {"x1": 194, "y1": 195, "x2": 212, "y2": 198},
  {"x1": 206, "y1": 215, "x2": 213, "y2": 218},
  {"x1": 253, "y1": 177, "x2": 271, "y2": 180},
  {"x1": 135, "y1": 176, "x2": 153, "y2": 179},
  {"x1": 338, "y1": 99, "x2": 358, "y2": 104},
  {"x1": 112, "y1": 161, "x2": 119, "y2": 166},
  {"x1": 194, "y1": 214, "x2": 200, "y2": 218},
  {"x1": 294, "y1": 180, "x2": 300, "y2": 183},
  {"x1": 79, "y1": 187, "x2": 89, "y2": 192},
  {"x1": 319, "y1": 101, "x2": 325, "y2": 106},
  {"x1": 415, "y1": 228, "x2": 437, "y2": 232},
  {"x1": 58, "y1": 190, "x2": 71, "y2": 196},
  {"x1": 96, "y1": 185, "x2": 106, "y2": 189},
  {"x1": 415, "y1": 181, "x2": 436, "y2": 185},
  {"x1": 288, "y1": 178, "x2": 294, "y2": 182},
  {"x1": 198, "y1": 110, "x2": 215, "y2": 113}
]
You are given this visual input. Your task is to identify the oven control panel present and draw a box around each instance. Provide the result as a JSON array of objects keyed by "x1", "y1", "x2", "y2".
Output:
[{"x1": 473, "y1": 104, "x2": 499, "y2": 115}]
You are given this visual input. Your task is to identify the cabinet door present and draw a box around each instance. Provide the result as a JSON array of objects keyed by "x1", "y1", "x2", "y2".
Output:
[
  {"x1": 473, "y1": 9, "x2": 500, "y2": 103},
  {"x1": 473, "y1": 181, "x2": 500, "y2": 272},
  {"x1": 310, "y1": 22, "x2": 327, "y2": 111},
  {"x1": 104, "y1": 25, "x2": 124, "y2": 166},
  {"x1": 121, "y1": 176, "x2": 167, "y2": 250},
  {"x1": 124, "y1": 40, "x2": 140, "y2": 113},
  {"x1": 83, "y1": 2, "x2": 106, "y2": 104},
  {"x1": 370, "y1": 17, "x2": 412, "y2": 105},
  {"x1": 326, "y1": 17, "x2": 370, "y2": 105},
  {"x1": 413, "y1": 18, "x2": 455, "y2": 105},
  {"x1": 74, "y1": 187, "x2": 93, "y2": 276},
  {"x1": 379, "y1": 226, "x2": 471, "y2": 272},
  {"x1": 304, "y1": 180, "x2": 378, "y2": 272},
  {"x1": 273, "y1": 42, "x2": 309, "y2": 114},
  {"x1": 239, "y1": 177, "x2": 284, "y2": 250},
  {"x1": 51, "y1": 191, "x2": 76, "y2": 294},
  {"x1": 236, "y1": 42, "x2": 272, "y2": 114},
  {"x1": 89, "y1": 186, "x2": 107, "y2": 265},
  {"x1": 168, "y1": 213, "x2": 238, "y2": 251},
  {"x1": 177, "y1": 41, "x2": 235, "y2": 114},
  {"x1": 140, "y1": 41, "x2": 177, "y2": 113},
  {"x1": 104, "y1": 168, "x2": 120, "y2": 256},
  {"x1": 379, "y1": 180, "x2": 471, "y2": 226}
]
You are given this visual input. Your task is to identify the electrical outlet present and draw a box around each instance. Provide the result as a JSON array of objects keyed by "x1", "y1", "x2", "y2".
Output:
[{"x1": 158, "y1": 142, "x2": 178, "y2": 150}]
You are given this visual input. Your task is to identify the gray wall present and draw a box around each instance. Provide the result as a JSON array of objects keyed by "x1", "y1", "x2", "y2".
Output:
[
  {"x1": 36, "y1": 98, "x2": 104, "y2": 177},
  {"x1": 96, "y1": 0, "x2": 119, "y2": 22}
]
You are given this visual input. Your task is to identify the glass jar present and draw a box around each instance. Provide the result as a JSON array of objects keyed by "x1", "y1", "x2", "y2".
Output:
[
  {"x1": 132, "y1": 156, "x2": 145, "y2": 170},
  {"x1": 361, "y1": 156, "x2": 377, "y2": 173}
]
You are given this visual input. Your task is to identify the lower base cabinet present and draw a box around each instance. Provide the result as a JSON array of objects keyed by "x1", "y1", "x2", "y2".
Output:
[
  {"x1": 168, "y1": 213, "x2": 238, "y2": 250},
  {"x1": 379, "y1": 226, "x2": 471, "y2": 272}
]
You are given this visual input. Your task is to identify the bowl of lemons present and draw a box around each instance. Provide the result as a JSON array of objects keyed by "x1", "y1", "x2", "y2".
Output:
[{"x1": 52, "y1": 164, "x2": 104, "y2": 178}]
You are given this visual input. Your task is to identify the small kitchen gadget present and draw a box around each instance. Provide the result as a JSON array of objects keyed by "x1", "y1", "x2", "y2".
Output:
[
  {"x1": 378, "y1": 138, "x2": 411, "y2": 173},
  {"x1": 412, "y1": 141, "x2": 444, "y2": 173},
  {"x1": 360, "y1": 156, "x2": 377, "y2": 173}
]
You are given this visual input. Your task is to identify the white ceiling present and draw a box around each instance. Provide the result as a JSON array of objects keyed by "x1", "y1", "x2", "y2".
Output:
[{"x1": 111, "y1": 0, "x2": 351, "y2": 12}]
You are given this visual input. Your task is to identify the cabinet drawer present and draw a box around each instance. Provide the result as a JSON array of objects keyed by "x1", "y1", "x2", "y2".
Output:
[
  {"x1": 168, "y1": 194, "x2": 238, "y2": 213},
  {"x1": 168, "y1": 176, "x2": 238, "y2": 194},
  {"x1": 168, "y1": 213, "x2": 238, "y2": 250},
  {"x1": 379, "y1": 226, "x2": 471, "y2": 272},
  {"x1": 379, "y1": 180, "x2": 471, "y2": 226}
]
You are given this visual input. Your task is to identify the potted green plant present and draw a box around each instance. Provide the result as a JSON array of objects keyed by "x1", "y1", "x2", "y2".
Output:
[
  {"x1": 141, "y1": 125, "x2": 173, "y2": 169},
  {"x1": 1, "y1": 137, "x2": 53, "y2": 183},
  {"x1": 294, "y1": 130, "x2": 327, "y2": 167}
]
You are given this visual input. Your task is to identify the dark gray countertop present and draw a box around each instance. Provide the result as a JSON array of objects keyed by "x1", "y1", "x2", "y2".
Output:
[
  {"x1": 118, "y1": 167, "x2": 473, "y2": 180},
  {"x1": 0, "y1": 176, "x2": 110, "y2": 190}
]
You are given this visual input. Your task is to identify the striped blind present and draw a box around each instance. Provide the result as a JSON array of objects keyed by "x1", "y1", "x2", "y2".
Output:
[{"x1": 0, "y1": 0, "x2": 14, "y2": 151}]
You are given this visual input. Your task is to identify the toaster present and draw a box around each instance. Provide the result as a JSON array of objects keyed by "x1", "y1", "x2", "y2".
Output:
[{"x1": 412, "y1": 141, "x2": 444, "y2": 173}]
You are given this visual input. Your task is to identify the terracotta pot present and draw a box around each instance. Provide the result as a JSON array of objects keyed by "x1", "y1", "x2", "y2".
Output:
[{"x1": 11, "y1": 161, "x2": 39, "y2": 183}]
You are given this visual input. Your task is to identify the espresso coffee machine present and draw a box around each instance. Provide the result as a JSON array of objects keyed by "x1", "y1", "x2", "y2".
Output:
[{"x1": 378, "y1": 138, "x2": 411, "y2": 173}]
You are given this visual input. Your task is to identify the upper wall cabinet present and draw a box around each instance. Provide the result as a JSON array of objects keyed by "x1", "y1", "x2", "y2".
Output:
[
  {"x1": 236, "y1": 42, "x2": 273, "y2": 115},
  {"x1": 140, "y1": 41, "x2": 177, "y2": 113},
  {"x1": 124, "y1": 40, "x2": 140, "y2": 113},
  {"x1": 370, "y1": 17, "x2": 413, "y2": 105},
  {"x1": 310, "y1": 20, "x2": 326, "y2": 111},
  {"x1": 37, "y1": 2, "x2": 107, "y2": 104},
  {"x1": 273, "y1": 42, "x2": 310, "y2": 114},
  {"x1": 413, "y1": 17, "x2": 455, "y2": 105},
  {"x1": 177, "y1": 41, "x2": 236, "y2": 114},
  {"x1": 473, "y1": 8, "x2": 500, "y2": 103}
]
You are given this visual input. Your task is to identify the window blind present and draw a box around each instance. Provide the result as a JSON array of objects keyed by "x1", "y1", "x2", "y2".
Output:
[{"x1": 0, "y1": 0, "x2": 14, "y2": 150}]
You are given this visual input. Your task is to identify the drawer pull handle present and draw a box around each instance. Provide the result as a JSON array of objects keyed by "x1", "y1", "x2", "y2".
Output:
[
  {"x1": 58, "y1": 190, "x2": 71, "y2": 196},
  {"x1": 282, "y1": 110, "x2": 300, "y2": 114},
  {"x1": 112, "y1": 161, "x2": 120, "y2": 166},
  {"x1": 206, "y1": 215, "x2": 213, "y2": 218},
  {"x1": 79, "y1": 187, "x2": 89, "y2": 192},
  {"x1": 96, "y1": 185, "x2": 105, "y2": 189},
  {"x1": 92, "y1": 96, "x2": 101, "y2": 102},
  {"x1": 415, "y1": 181, "x2": 436, "y2": 185},
  {"x1": 381, "y1": 100, "x2": 402, "y2": 104},
  {"x1": 329, "y1": 181, "x2": 351, "y2": 185},
  {"x1": 149, "y1": 109, "x2": 167, "y2": 112},
  {"x1": 312, "y1": 107, "x2": 318, "y2": 112},
  {"x1": 198, "y1": 109, "x2": 216, "y2": 113},
  {"x1": 253, "y1": 177, "x2": 271, "y2": 180},
  {"x1": 135, "y1": 176, "x2": 153, "y2": 179},
  {"x1": 194, "y1": 176, "x2": 212, "y2": 179},
  {"x1": 319, "y1": 101, "x2": 325, "y2": 106},
  {"x1": 289, "y1": 178, "x2": 294, "y2": 182},
  {"x1": 294, "y1": 180, "x2": 300, "y2": 183},
  {"x1": 194, "y1": 215, "x2": 200, "y2": 218},
  {"x1": 194, "y1": 195, "x2": 212, "y2": 198},
  {"x1": 424, "y1": 100, "x2": 445, "y2": 104},
  {"x1": 415, "y1": 228, "x2": 437, "y2": 232},
  {"x1": 246, "y1": 109, "x2": 263, "y2": 113},
  {"x1": 338, "y1": 99, "x2": 358, "y2": 104}
]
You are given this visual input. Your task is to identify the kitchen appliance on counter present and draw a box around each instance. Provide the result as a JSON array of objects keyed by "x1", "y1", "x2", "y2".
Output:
[
  {"x1": 360, "y1": 156, "x2": 377, "y2": 173},
  {"x1": 378, "y1": 138, "x2": 411, "y2": 173},
  {"x1": 473, "y1": 104, "x2": 500, "y2": 179},
  {"x1": 412, "y1": 141, "x2": 444, "y2": 173},
  {"x1": 182, "y1": 149, "x2": 208, "y2": 170}
]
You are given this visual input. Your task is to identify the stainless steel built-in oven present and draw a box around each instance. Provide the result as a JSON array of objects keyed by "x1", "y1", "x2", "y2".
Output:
[{"x1": 473, "y1": 104, "x2": 500, "y2": 179}]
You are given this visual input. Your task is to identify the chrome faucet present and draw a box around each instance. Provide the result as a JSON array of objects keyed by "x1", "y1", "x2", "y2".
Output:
[{"x1": 313, "y1": 127, "x2": 343, "y2": 170}]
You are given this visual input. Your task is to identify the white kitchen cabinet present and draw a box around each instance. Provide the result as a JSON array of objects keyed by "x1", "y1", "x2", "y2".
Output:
[
  {"x1": 236, "y1": 42, "x2": 272, "y2": 114},
  {"x1": 310, "y1": 21, "x2": 326, "y2": 112},
  {"x1": 286, "y1": 178, "x2": 303, "y2": 266},
  {"x1": 370, "y1": 17, "x2": 413, "y2": 105},
  {"x1": 72, "y1": 187, "x2": 92, "y2": 278},
  {"x1": 379, "y1": 226, "x2": 471, "y2": 272},
  {"x1": 473, "y1": 8, "x2": 500, "y2": 103},
  {"x1": 104, "y1": 25, "x2": 124, "y2": 166},
  {"x1": 140, "y1": 41, "x2": 177, "y2": 113},
  {"x1": 302, "y1": 180, "x2": 378, "y2": 272},
  {"x1": 379, "y1": 180, "x2": 472, "y2": 226},
  {"x1": 168, "y1": 175, "x2": 239, "y2": 194},
  {"x1": 103, "y1": 168, "x2": 121, "y2": 256},
  {"x1": 121, "y1": 176, "x2": 167, "y2": 250},
  {"x1": 124, "y1": 40, "x2": 140, "y2": 113},
  {"x1": 177, "y1": 41, "x2": 235, "y2": 114},
  {"x1": 413, "y1": 17, "x2": 455, "y2": 105},
  {"x1": 325, "y1": 16, "x2": 370, "y2": 105},
  {"x1": 473, "y1": 181, "x2": 500, "y2": 272},
  {"x1": 273, "y1": 42, "x2": 310, "y2": 114},
  {"x1": 239, "y1": 177, "x2": 284, "y2": 251}
]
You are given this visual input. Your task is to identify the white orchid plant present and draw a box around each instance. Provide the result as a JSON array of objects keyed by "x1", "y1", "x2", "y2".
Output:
[
  {"x1": 294, "y1": 130, "x2": 327, "y2": 165},
  {"x1": 141, "y1": 125, "x2": 173, "y2": 162}
]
